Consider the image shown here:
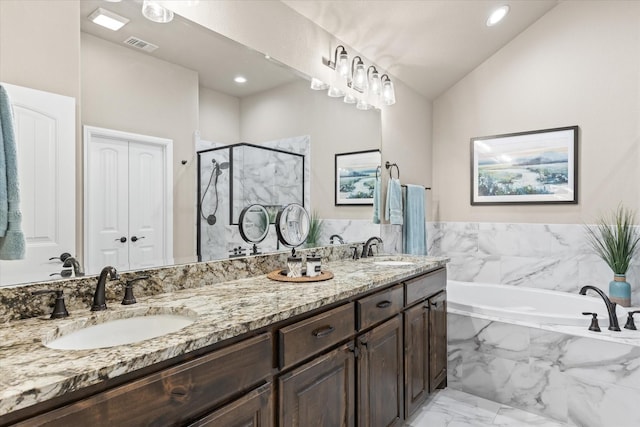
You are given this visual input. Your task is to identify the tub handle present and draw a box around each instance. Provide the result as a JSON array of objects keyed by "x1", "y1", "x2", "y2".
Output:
[{"x1": 582, "y1": 312, "x2": 601, "y2": 332}]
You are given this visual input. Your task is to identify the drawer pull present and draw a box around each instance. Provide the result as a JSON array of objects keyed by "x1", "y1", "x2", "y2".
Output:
[
  {"x1": 312, "y1": 325, "x2": 335, "y2": 338},
  {"x1": 376, "y1": 300, "x2": 392, "y2": 308}
]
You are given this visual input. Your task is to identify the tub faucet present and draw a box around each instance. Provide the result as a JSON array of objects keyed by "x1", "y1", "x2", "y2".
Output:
[
  {"x1": 91, "y1": 266, "x2": 119, "y2": 311},
  {"x1": 362, "y1": 236, "x2": 383, "y2": 258},
  {"x1": 579, "y1": 285, "x2": 621, "y2": 331}
]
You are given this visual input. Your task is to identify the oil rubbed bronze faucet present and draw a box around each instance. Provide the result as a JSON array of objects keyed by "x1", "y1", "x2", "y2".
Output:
[
  {"x1": 91, "y1": 266, "x2": 119, "y2": 311},
  {"x1": 579, "y1": 285, "x2": 621, "y2": 331},
  {"x1": 362, "y1": 236, "x2": 383, "y2": 258}
]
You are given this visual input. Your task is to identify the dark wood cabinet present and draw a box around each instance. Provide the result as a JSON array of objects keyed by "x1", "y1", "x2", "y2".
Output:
[
  {"x1": 429, "y1": 291, "x2": 447, "y2": 392},
  {"x1": 357, "y1": 314, "x2": 403, "y2": 427},
  {"x1": 279, "y1": 343, "x2": 356, "y2": 427},
  {"x1": 189, "y1": 382, "x2": 273, "y2": 427},
  {"x1": 403, "y1": 301, "x2": 429, "y2": 417}
]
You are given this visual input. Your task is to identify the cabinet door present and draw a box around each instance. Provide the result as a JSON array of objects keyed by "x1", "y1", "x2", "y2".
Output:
[
  {"x1": 429, "y1": 291, "x2": 447, "y2": 392},
  {"x1": 404, "y1": 302, "x2": 429, "y2": 418},
  {"x1": 189, "y1": 382, "x2": 273, "y2": 427},
  {"x1": 279, "y1": 343, "x2": 355, "y2": 427},
  {"x1": 358, "y1": 315, "x2": 403, "y2": 427}
]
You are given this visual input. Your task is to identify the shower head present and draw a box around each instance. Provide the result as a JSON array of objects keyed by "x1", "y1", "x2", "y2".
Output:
[
  {"x1": 218, "y1": 162, "x2": 230, "y2": 169},
  {"x1": 212, "y1": 159, "x2": 230, "y2": 175}
]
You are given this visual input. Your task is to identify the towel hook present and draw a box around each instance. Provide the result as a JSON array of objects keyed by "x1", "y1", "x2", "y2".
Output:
[{"x1": 385, "y1": 161, "x2": 400, "y2": 179}]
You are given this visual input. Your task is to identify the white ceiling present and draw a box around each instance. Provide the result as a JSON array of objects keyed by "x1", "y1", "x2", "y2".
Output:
[
  {"x1": 81, "y1": 0, "x2": 559, "y2": 101},
  {"x1": 282, "y1": 0, "x2": 559, "y2": 99}
]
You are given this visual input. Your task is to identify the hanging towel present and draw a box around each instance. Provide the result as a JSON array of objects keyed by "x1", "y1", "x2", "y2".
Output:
[
  {"x1": 385, "y1": 177, "x2": 403, "y2": 225},
  {"x1": 0, "y1": 84, "x2": 26, "y2": 260},
  {"x1": 372, "y1": 174, "x2": 381, "y2": 224},
  {"x1": 403, "y1": 184, "x2": 427, "y2": 255}
]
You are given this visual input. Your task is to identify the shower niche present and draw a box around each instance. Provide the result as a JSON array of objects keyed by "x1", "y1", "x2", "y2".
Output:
[{"x1": 197, "y1": 142, "x2": 306, "y2": 261}]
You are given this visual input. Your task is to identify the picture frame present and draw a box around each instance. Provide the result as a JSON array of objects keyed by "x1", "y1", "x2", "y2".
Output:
[
  {"x1": 470, "y1": 126, "x2": 578, "y2": 205},
  {"x1": 335, "y1": 149, "x2": 381, "y2": 206}
]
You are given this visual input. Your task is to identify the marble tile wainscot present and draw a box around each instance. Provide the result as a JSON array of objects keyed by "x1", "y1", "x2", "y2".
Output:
[
  {"x1": 448, "y1": 310, "x2": 640, "y2": 427},
  {"x1": 0, "y1": 253, "x2": 448, "y2": 424}
]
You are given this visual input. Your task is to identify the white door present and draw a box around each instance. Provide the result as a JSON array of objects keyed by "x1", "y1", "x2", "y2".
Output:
[
  {"x1": 0, "y1": 83, "x2": 75, "y2": 286},
  {"x1": 84, "y1": 127, "x2": 172, "y2": 275}
]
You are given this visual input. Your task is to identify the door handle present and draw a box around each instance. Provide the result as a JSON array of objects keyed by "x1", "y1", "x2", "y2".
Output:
[
  {"x1": 115, "y1": 237, "x2": 127, "y2": 243},
  {"x1": 131, "y1": 236, "x2": 145, "y2": 242}
]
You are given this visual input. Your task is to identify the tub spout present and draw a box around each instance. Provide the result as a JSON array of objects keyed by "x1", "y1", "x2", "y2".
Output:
[{"x1": 579, "y1": 285, "x2": 620, "y2": 331}]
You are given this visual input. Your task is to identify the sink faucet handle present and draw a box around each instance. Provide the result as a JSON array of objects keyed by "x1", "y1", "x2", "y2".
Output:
[
  {"x1": 582, "y1": 312, "x2": 601, "y2": 332},
  {"x1": 122, "y1": 275, "x2": 150, "y2": 305},
  {"x1": 32, "y1": 289, "x2": 70, "y2": 319},
  {"x1": 624, "y1": 310, "x2": 640, "y2": 330},
  {"x1": 350, "y1": 245, "x2": 360, "y2": 260}
]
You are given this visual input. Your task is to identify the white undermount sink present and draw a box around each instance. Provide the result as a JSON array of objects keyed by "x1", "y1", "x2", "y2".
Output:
[
  {"x1": 373, "y1": 260, "x2": 415, "y2": 266},
  {"x1": 45, "y1": 313, "x2": 197, "y2": 350}
]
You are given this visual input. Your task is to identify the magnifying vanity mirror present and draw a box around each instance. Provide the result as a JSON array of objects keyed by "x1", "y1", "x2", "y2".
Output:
[
  {"x1": 238, "y1": 204, "x2": 270, "y2": 255},
  {"x1": 275, "y1": 204, "x2": 310, "y2": 248}
]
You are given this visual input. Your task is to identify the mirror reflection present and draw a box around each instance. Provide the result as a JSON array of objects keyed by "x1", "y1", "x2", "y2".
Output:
[
  {"x1": 276, "y1": 204, "x2": 310, "y2": 248},
  {"x1": 0, "y1": 0, "x2": 382, "y2": 287}
]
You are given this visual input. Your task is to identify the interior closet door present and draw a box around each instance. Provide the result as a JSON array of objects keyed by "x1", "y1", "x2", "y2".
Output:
[
  {"x1": 85, "y1": 127, "x2": 172, "y2": 275},
  {"x1": 86, "y1": 136, "x2": 130, "y2": 273},
  {"x1": 0, "y1": 83, "x2": 75, "y2": 286},
  {"x1": 128, "y1": 142, "x2": 165, "y2": 270}
]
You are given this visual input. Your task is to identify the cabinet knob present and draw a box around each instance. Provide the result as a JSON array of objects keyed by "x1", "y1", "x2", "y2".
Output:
[{"x1": 116, "y1": 237, "x2": 127, "y2": 243}]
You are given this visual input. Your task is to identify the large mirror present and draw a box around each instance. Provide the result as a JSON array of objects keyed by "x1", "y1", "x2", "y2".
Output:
[{"x1": 0, "y1": 0, "x2": 382, "y2": 286}]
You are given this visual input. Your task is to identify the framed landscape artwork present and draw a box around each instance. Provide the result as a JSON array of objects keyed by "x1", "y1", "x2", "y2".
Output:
[
  {"x1": 470, "y1": 126, "x2": 578, "y2": 205},
  {"x1": 335, "y1": 149, "x2": 381, "y2": 206}
]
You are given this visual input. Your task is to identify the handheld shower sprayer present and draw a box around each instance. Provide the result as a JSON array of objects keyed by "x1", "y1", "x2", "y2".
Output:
[{"x1": 200, "y1": 158, "x2": 230, "y2": 226}]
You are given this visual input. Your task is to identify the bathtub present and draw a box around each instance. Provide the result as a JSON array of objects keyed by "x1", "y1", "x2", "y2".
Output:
[{"x1": 447, "y1": 280, "x2": 626, "y2": 327}]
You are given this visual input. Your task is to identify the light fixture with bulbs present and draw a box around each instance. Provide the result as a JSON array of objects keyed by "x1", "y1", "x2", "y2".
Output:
[
  {"x1": 316, "y1": 46, "x2": 396, "y2": 109},
  {"x1": 88, "y1": 7, "x2": 129, "y2": 31}
]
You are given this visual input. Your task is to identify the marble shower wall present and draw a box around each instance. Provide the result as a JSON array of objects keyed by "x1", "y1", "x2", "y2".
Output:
[
  {"x1": 448, "y1": 313, "x2": 640, "y2": 427},
  {"x1": 428, "y1": 222, "x2": 640, "y2": 305}
]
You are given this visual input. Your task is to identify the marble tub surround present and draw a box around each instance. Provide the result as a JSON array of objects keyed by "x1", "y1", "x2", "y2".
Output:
[
  {"x1": 429, "y1": 221, "x2": 640, "y2": 306},
  {"x1": 0, "y1": 254, "x2": 447, "y2": 417},
  {"x1": 448, "y1": 311, "x2": 640, "y2": 427},
  {"x1": 0, "y1": 244, "x2": 359, "y2": 323}
]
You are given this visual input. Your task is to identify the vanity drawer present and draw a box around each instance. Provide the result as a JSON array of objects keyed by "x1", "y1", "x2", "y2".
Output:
[
  {"x1": 279, "y1": 302, "x2": 355, "y2": 369},
  {"x1": 357, "y1": 284, "x2": 404, "y2": 331},
  {"x1": 405, "y1": 268, "x2": 446, "y2": 306},
  {"x1": 20, "y1": 333, "x2": 273, "y2": 426}
]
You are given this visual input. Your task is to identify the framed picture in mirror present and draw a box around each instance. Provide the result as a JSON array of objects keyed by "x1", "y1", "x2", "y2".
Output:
[{"x1": 335, "y1": 149, "x2": 381, "y2": 206}]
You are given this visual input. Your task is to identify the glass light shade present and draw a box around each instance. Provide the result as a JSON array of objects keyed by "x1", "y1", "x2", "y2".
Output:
[
  {"x1": 336, "y1": 51, "x2": 349, "y2": 78},
  {"x1": 142, "y1": 0, "x2": 174, "y2": 23},
  {"x1": 327, "y1": 85, "x2": 346, "y2": 98},
  {"x1": 382, "y1": 79, "x2": 396, "y2": 106},
  {"x1": 369, "y1": 71, "x2": 381, "y2": 96},
  {"x1": 356, "y1": 98, "x2": 372, "y2": 110},
  {"x1": 310, "y1": 77, "x2": 329, "y2": 90},
  {"x1": 343, "y1": 92, "x2": 357, "y2": 104},
  {"x1": 352, "y1": 62, "x2": 367, "y2": 92}
]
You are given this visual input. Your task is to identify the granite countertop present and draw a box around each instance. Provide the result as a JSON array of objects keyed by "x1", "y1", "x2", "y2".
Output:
[{"x1": 0, "y1": 255, "x2": 447, "y2": 417}]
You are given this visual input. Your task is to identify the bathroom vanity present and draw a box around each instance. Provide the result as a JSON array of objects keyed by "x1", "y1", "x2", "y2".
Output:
[{"x1": 0, "y1": 255, "x2": 447, "y2": 426}]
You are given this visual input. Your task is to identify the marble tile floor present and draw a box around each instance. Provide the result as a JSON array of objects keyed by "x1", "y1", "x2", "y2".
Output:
[{"x1": 406, "y1": 388, "x2": 571, "y2": 427}]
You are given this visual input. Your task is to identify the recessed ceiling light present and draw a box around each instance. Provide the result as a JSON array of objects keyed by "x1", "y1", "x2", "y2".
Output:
[
  {"x1": 234, "y1": 76, "x2": 247, "y2": 84},
  {"x1": 486, "y1": 5, "x2": 510, "y2": 27},
  {"x1": 88, "y1": 7, "x2": 129, "y2": 31}
]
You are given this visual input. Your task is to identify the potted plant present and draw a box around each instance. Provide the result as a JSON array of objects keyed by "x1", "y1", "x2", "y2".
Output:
[
  {"x1": 585, "y1": 204, "x2": 640, "y2": 306},
  {"x1": 306, "y1": 211, "x2": 324, "y2": 248}
]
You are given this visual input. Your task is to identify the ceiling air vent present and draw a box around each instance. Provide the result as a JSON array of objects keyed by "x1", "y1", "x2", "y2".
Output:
[{"x1": 123, "y1": 36, "x2": 158, "y2": 53}]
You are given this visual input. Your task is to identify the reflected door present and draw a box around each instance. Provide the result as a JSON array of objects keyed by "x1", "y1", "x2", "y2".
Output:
[
  {"x1": 85, "y1": 127, "x2": 171, "y2": 274},
  {"x1": 0, "y1": 83, "x2": 75, "y2": 286}
]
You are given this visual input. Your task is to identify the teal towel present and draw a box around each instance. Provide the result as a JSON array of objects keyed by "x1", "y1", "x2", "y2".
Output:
[
  {"x1": 403, "y1": 184, "x2": 426, "y2": 255},
  {"x1": 0, "y1": 85, "x2": 26, "y2": 260},
  {"x1": 372, "y1": 175, "x2": 381, "y2": 224},
  {"x1": 385, "y1": 178, "x2": 403, "y2": 225}
]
